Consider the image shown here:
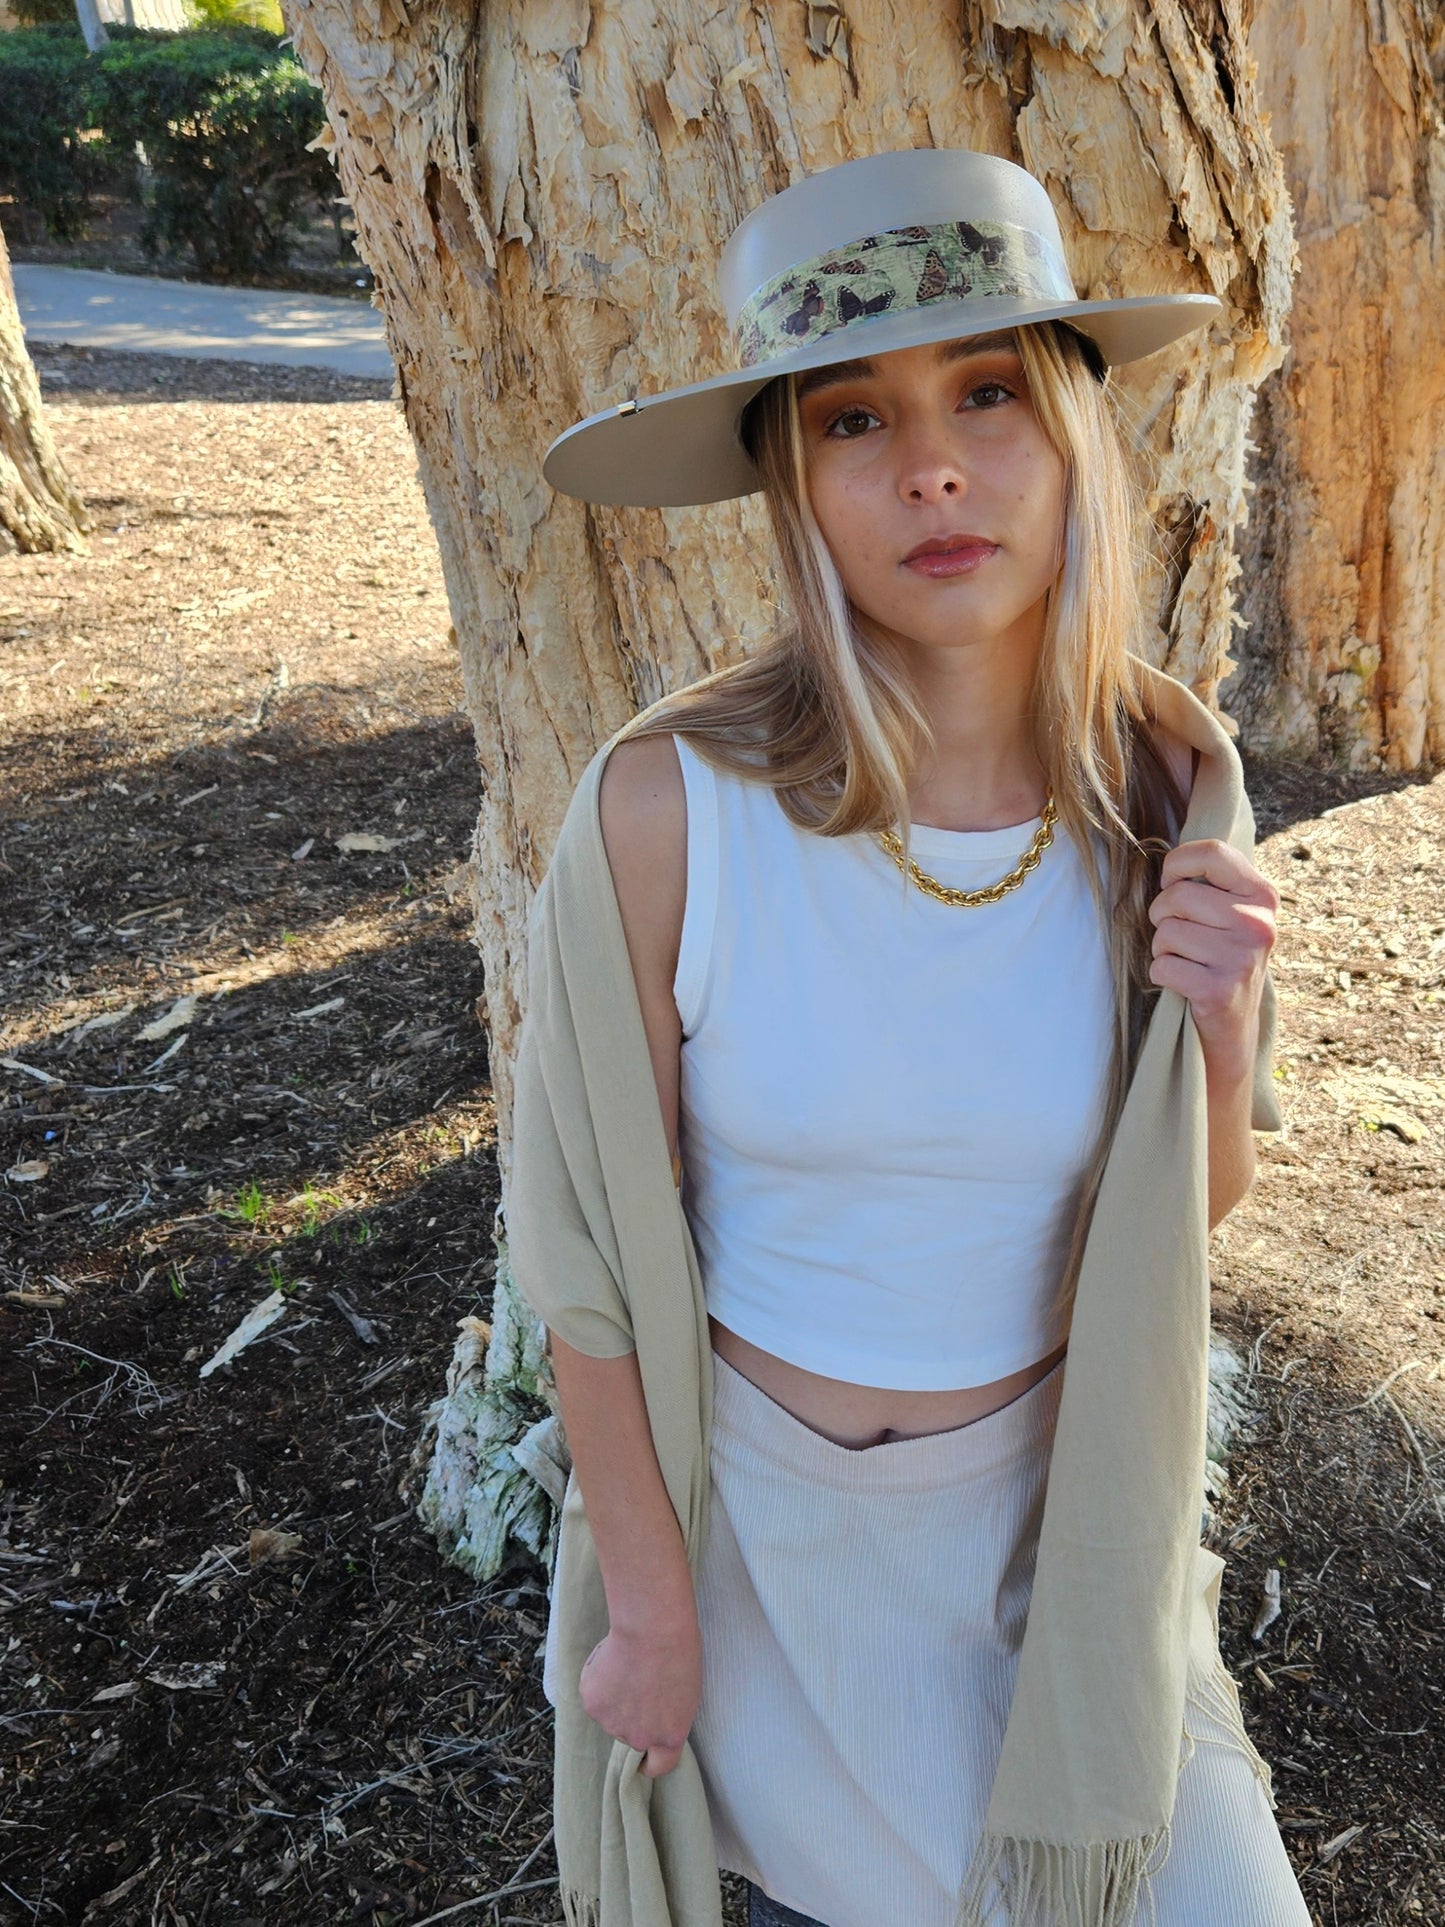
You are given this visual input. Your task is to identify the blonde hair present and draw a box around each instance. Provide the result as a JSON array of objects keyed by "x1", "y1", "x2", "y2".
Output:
[{"x1": 618, "y1": 319, "x2": 1190, "y2": 1315}]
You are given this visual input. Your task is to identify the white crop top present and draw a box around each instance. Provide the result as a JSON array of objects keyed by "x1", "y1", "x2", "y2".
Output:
[{"x1": 671, "y1": 733, "x2": 1118, "y2": 1391}]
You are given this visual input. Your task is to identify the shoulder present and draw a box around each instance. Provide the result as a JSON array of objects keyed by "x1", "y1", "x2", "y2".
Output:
[
  {"x1": 1125, "y1": 656, "x2": 1200, "y2": 807},
  {"x1": 1147, "y1": 717, "x2": 1196, "y2": 807},
  {"x1": 598, "y1": 730, "x2": 686, "y2": 857},
  {"x1": 597, "y1": 731, "x2": 687, "y2": 980}
]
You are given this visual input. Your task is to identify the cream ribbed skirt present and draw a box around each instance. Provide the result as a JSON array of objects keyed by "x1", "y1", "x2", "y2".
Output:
[{"x1": 691, "y1": 1350, "x2": 1310, "y2": 1927}]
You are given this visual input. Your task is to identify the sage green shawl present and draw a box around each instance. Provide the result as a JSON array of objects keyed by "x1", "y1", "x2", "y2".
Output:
[{"x1": 510, "y1": 656, "x2": 1284, "y2": 1927}]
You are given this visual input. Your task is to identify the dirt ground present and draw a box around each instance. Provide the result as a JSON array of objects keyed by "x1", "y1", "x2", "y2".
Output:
[{"x1": 1, "y1": 342, "x2": 1442, "y2": 1927}]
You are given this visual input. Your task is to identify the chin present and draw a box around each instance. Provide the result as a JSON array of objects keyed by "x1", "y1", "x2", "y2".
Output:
[{"x1": 855, "y1": 594, "x2": 1010, "y2": 649}]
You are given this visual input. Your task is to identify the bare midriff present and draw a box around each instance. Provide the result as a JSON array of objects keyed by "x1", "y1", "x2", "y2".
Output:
[{"x1": 708, "y1": 1315, "x2": 1068, "y2": 1451}]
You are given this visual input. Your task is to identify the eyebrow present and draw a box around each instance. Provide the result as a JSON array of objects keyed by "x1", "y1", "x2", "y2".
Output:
[{"x1": 794, "y1": 330, "x2": 1021, "y2": 402}]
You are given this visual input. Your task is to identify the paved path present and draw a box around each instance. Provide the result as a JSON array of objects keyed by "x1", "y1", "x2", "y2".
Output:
[{"x1": 12, "y1": 264, "x2": 394, "y2": 380}]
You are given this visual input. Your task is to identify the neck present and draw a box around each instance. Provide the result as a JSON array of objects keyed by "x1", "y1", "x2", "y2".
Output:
[{"x1": 871, "y1": 615, "x2": 1049, "y2": 833}]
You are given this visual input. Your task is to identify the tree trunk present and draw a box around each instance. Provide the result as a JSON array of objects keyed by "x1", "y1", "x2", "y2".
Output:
[
  {"x1": 0, "y1": 227, "x2": 92, "y2": 557},
  {"x1": 73, "y1": 0, "x2": 109, "y2": 53},
  {"x1": 281, "y1": 0, "x2": 1296, "y2": 1580},
  {"x1": 1230, "y1": 0, "x2": 1445, "y2": 773}
]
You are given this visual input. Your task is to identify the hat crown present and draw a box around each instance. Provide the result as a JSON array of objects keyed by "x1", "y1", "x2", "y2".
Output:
[{"x1": 718, "y1": 148, "x2": 1077, "y2": 329}]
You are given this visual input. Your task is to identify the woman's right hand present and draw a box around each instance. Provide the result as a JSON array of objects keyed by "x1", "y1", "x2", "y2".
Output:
[{"x1": 579, "y1": 1607, "x2": 703, "y2": 1778}]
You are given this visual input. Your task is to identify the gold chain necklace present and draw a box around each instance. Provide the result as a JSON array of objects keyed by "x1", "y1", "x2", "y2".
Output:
[{"x1": 876, "y1": 792, "x2": 1058, "y2": 907}]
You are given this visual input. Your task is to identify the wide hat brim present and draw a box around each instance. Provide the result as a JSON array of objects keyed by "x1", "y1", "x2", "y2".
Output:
[{"x1": 542, "y1": 290, "x2": 1223, "y2": 510}]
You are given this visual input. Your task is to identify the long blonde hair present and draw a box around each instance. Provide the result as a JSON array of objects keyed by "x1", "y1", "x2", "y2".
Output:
[{"x1": 618, "y1": 319, "x2": 1190, "y2": 1314}]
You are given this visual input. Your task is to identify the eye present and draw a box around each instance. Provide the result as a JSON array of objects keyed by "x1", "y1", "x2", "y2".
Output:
[
  {"x1": 822, "y1": 404, "x2": 879, "y2": 440},
  {"x1": 967, "y1": 379, "x2": 1015, "y2": 409}
]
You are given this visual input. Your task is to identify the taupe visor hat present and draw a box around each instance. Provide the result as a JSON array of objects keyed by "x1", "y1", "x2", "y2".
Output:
[{"x1": 542, "y1": 146, "x2": 1223, "y2": 510}]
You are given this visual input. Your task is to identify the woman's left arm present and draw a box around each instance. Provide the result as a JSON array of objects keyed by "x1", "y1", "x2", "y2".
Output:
[{"x1": 1146, "y1": 838, "x2": 1281, "y2": 1230}]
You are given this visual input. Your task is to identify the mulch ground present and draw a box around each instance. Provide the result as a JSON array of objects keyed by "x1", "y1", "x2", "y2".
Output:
[{"x1": 1, "y1": 341, "x2": 1442, "y2": 1927}]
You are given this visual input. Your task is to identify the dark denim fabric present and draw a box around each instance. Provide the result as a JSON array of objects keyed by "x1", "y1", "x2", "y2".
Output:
[{"x1": 746, "y1": 1881, "x2": 830, "y2": 1927}]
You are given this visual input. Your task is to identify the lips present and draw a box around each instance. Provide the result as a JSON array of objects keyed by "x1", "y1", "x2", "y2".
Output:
[
  {"x1": 901, "y1": 535, "x2": 1000, "y2": 582},
  {"x1": 903, "y1": 534, "x2": 997, "y2": 561}
]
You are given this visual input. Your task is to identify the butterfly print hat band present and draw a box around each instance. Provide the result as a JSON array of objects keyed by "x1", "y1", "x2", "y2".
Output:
[{"x1": 541, "y1": 146, "x2": 1224, "y2": 509}]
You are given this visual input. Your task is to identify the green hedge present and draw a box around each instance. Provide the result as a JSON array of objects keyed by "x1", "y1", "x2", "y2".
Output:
[
  {"x1": 89, "y1": 31, "x2": 339, "y2": 277},
  {"x1": 0, "y1": 23, "x2": 340, "y2": 277},
  {"x1": 0, "y1": 25, "x2": 115, "y2": 240}
]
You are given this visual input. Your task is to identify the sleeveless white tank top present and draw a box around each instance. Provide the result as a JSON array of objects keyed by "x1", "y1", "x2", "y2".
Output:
[{"x1": 671, "y1": 732, "x2": 1118, "y2": 1391}]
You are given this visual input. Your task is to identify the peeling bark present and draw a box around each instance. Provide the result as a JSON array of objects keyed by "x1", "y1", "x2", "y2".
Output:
[
  {"x1": 1233, "y1": 0, "x2": 1445, "y2": 771},
  {"x1": 280, "y1": 0, "x2": 1296, "y2": 1578},
  {"x1": 0, "y1": 228, "x2": 92, "y2": 557}
]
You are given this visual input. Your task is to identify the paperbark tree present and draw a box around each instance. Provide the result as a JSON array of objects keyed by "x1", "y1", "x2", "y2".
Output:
[
  {"x1": 1230, "y1": 0, "x2": 1445, "y2": 772},
  {"x1": 0, "y1": 227, "x2": 92, "y2": 555},
  {"x1": 280, "y1": 0, "x2": 1297, "y2": 1579}
]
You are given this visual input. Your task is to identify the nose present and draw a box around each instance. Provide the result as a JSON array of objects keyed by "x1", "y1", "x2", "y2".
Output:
[{"x1": 893, "y1": 413, "x2": 970, "y2": 504}]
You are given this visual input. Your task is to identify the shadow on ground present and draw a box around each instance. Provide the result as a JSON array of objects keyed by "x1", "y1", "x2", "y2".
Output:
[{"x1": 27, "y1": 340, "x2": 392, "y2": 409}]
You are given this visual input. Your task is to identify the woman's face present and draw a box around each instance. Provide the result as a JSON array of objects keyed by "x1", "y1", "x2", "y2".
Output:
[{"x1": 795, "y1": 329, "x2": 1068, "y2": 665}]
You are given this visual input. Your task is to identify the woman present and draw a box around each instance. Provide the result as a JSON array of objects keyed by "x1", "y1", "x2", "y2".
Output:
[{"x1": 513, "y1": 149, "x2": 1309, "y2": 1927}]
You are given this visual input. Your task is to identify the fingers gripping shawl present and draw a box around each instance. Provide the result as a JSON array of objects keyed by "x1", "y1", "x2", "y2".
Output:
[{"x1": 509, "y1": 657, "x2": 1283, "y2": 1927}]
